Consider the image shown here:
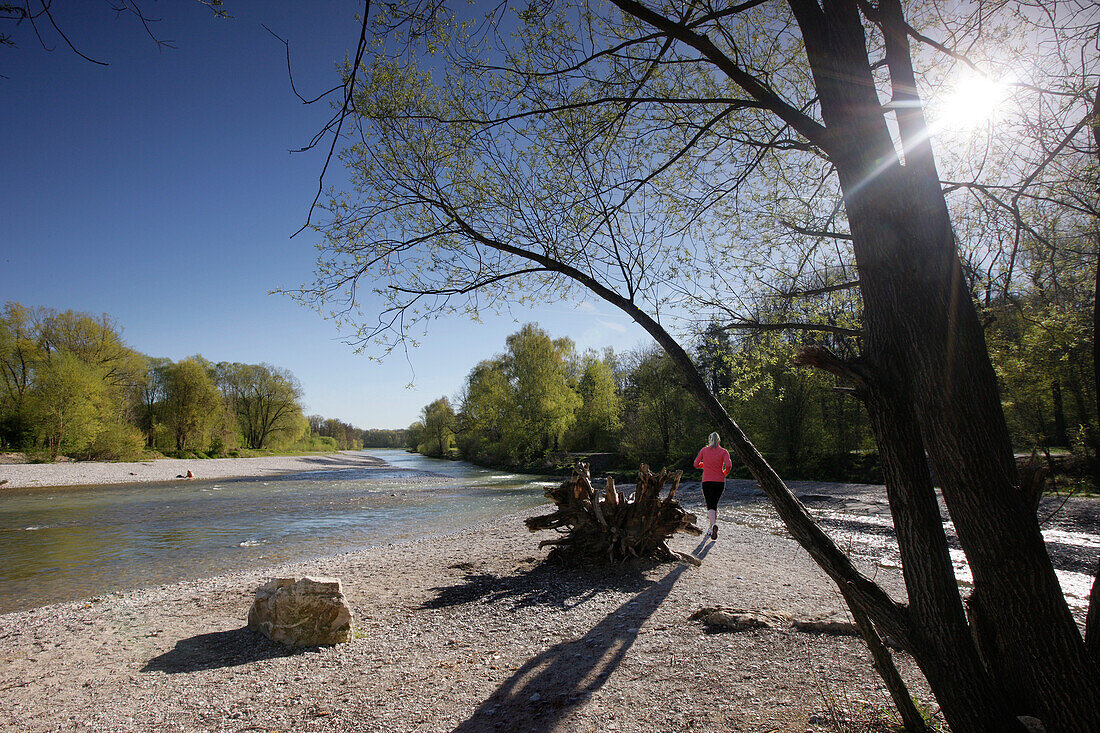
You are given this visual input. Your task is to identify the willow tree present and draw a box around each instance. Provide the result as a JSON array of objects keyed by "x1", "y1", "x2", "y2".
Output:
[
  {"x1": 162, "y1": 357, "x2": 223, "y2": 453},
  {"x1": 419, "y1": 395, "x2": 457, "y2": 457},
  {"x1": 215, "y1": 362, "x2": 306, "y2": 450},
  {"x1": 300, "y1": 1, "x2": 1100, "y2": 729}
]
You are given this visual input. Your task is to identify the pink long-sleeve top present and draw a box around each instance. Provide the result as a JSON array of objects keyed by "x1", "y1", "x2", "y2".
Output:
[{"x1": 694, "y1": 445, "x2": 732, "y2": 482}]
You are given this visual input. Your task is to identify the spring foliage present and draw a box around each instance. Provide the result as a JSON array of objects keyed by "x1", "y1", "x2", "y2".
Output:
[{"x1": 0, "y1": 301, "x2": 368, "y2": 459}]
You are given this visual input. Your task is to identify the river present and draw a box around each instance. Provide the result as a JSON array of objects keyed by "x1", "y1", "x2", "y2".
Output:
[
  {"x1": 0, "y1": 450, "x2": 551, "y2": 614},
  {"x1": 2, "y1": 455, "x2": 1096, "y2": 620}
]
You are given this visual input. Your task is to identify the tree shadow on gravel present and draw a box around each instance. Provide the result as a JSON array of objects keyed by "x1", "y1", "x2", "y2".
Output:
[
  {"x1": 142, "y1": 628, "x2": 289, "y2": 674},
  {"x1": 424, "y1": 561, "x2": 652, "y2": 612},
  {"x1": 449, "y1": 539, "x2": 714, "y2": 732}
]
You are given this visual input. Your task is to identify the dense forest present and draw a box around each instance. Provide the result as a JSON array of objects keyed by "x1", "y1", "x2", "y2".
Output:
[
  {"x1": 0, "y1": 302, "x2": 405, "y2": 461},
  {"x1": 410, "y1": 287, "x2": 1096, "y2": 486}
]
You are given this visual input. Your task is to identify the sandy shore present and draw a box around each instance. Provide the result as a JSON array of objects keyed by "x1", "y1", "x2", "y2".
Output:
[
  {"x1": 0, "y1": 451, "x2": 387, "y2": 489},
  {"x1": 0, "y1": 501, "x2": 927, "y2": 732}
]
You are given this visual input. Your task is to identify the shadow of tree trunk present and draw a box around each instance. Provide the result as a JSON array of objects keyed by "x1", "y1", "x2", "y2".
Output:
[{"x1": 452, "y1": 539, "x2": 713, "y2": 732}]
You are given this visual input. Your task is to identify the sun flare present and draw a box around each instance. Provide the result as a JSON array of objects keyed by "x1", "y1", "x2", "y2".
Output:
[{"x1": 936, "y1": 71, "x2": 1015, "y2": 130}]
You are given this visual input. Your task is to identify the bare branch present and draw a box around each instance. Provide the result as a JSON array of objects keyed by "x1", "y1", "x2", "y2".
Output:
[
  {"x1": 39, "y1": 2, "x2": 108, "y2": 65},
  {"x1": 785, "y1": 280, "x2": 861, "y2": 298},
  {"x1": 607, "y1": 0, "x2": 829, "y2": 151},
  {"x1": 722, "y1": 319, "x2": 861, "y2": 337},
  {"x1": 397, "y1": 95, "x2": 768, "y2": 129},
  {"x1": 292, "y1": 0, "x2": 372, "y2": 238},
  {"x1": 262, "y1": 24, "x2": 345, "y2": 105},
  {"x1": 387, "y1": 267, "x2": 550, "y2": 296},
  {"x1": 778, "y1": 219, "x2": 853, "y2": 241}
]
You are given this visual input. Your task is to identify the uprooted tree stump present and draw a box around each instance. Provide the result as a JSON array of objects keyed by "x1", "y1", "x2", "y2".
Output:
[{"x1": 525, "y1": 463, "x2": 703, "y2": 565}]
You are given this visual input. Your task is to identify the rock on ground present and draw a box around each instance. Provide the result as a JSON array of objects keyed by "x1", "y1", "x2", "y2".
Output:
[{"x1": 247, "y1": 577, "x2": 353, "y2": 648}]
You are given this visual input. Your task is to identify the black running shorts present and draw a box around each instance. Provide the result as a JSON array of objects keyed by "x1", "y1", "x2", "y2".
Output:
[{"x1": 701, "y1": 480, "x2": 724, "y2": 510}]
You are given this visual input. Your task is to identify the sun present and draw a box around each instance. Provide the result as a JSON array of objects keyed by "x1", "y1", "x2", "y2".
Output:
[{"x1": 935, "y1": 70, "x2": 1015, "y2": 131}]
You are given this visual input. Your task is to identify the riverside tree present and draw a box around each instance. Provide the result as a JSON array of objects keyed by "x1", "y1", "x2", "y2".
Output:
[
  {"x1": 0, "y1": 303, "x2": 147, "y2": 457},
  {"x1": 454, "y1": 358, "x2": 511, "y2": 464},
  {"x1": 568, "y1": 350, "x2": 623, "y2": 452},
  {"x1": 0, "y1": 302, "x2": 47, "y2": 445},
  {"x1": 419, "y1": 396, "x2": 457, "y2": 457},
  {"x1": 503, "y1": 325, "x2": 582, "y2": 462},
  {"x1": 300, "y1": 1, "x2": 1099, "y2": 729},
  {"x1": 26, "y1": 350, "x2": 109, "y2": 459},
  {"x1": 215, "y1": 362, "x2": 306, "y2": 450},
  {"x1": 618, "y1": 346, "x2": 702, "y2": 468},
  {"x1": 162, "y1": 357, "x2": 223, "y2": 452}
]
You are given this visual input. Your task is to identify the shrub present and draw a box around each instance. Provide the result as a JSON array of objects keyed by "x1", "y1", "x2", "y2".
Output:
[
  {"x1": 313, "y1": 435, "x2": 338, "y2": 450},
  {"x1": 86, "y1": 423, "x2": 146, "y2": 462}
]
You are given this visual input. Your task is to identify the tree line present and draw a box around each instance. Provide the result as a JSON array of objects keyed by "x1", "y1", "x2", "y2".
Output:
[
  {"x1": 411, "y1": 303, "x2": 1095, "y2": 486},
  {"x1": 405, "y1": 321, "x2": 871, "y2": 476},
  {"x1": 0, "y1": 302, "x2": 402, "y2": 460}
]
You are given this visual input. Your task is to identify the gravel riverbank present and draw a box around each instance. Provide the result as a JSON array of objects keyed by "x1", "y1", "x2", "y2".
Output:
[
  {"x1": 0, "y1": 503, "x2": 926, "y2": 732},
  {"x1": 0, "y1": 451, "x2": 387, "y2": 489}
]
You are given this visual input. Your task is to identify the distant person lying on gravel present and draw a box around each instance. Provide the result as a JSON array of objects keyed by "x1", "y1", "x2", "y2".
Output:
[{"x1": 694, "y1": 432, "x2": 732, "y2": 541}]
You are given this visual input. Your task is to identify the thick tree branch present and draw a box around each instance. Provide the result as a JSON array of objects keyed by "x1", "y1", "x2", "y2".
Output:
[
  {"x1": 722, "y1": 319, "x2": 861, "y2": 337},
  {"x1": 607, "y1": 0, "x2": 830, "y2": 152},
  {"x1": 876, "y1": 0, "x2": 937, "y2": 175},
  {"x1": 793, "y1": 344, "x2": 871, "y2": 395},
  {"x1": 778, "y1": 219, "x2": 853, "y2": 241}
]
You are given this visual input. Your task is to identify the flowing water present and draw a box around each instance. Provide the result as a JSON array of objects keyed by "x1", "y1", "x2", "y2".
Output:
[
  {"x1": 0, "y1": 450, "x2": 551, "y2": 614},
  {"x1": 4, "y1": 457, "x2": 1096, "y2": 619}
]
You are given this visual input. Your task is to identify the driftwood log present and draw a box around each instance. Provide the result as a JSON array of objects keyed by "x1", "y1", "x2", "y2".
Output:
[{"x1": 525, "y1": 463, "x2": 703, "y2": 565}]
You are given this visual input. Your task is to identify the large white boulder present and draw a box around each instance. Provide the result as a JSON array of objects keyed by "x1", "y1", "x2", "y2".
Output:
[{"x1": 247, "y1": 576, "x2": 353, "y2": 648}]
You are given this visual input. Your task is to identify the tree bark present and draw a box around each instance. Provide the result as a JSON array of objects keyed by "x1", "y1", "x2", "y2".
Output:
[
  {"x1": 790, "y1": 0, "x2": 1100, "y2": 729},
  {"x1": 862, "y1": 374, "x2": 1011, "y2": 729},
  {"x1": 1086, "y1": 71, "x2": 1100, "y2": 673},
  {"x1": 842, "y1": 589, "x2": 929, "y2": 733}
]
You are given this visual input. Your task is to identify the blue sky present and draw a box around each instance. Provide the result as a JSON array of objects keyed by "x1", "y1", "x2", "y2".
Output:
[{"x1": 1, "y1": 2, "x2": 649, "y2": 429}]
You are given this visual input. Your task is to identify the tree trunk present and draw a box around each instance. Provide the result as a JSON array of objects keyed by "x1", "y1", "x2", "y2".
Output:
[
  {"x1": 842, "y1": 589, "x2": 930, "y2": 733},
  {"x1": 848, "y1": 166, "x2": 1100, "y2": 726},
  {"x1": 782, "y1": 0, "x2": 1100, "y2": 728},
  {"x1": 1052, "y1": 381, "x2": 1069, "y2": 447},
  {"x1": 862, "y1": 375, "x2": 1011, "y2": 729},
  {"x1": 1088, "y1": 558, "x2": 1099, "y2": 668},
  {"x1": 1086, "y1": 71, "x2": 1100, "y2": 674}
]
